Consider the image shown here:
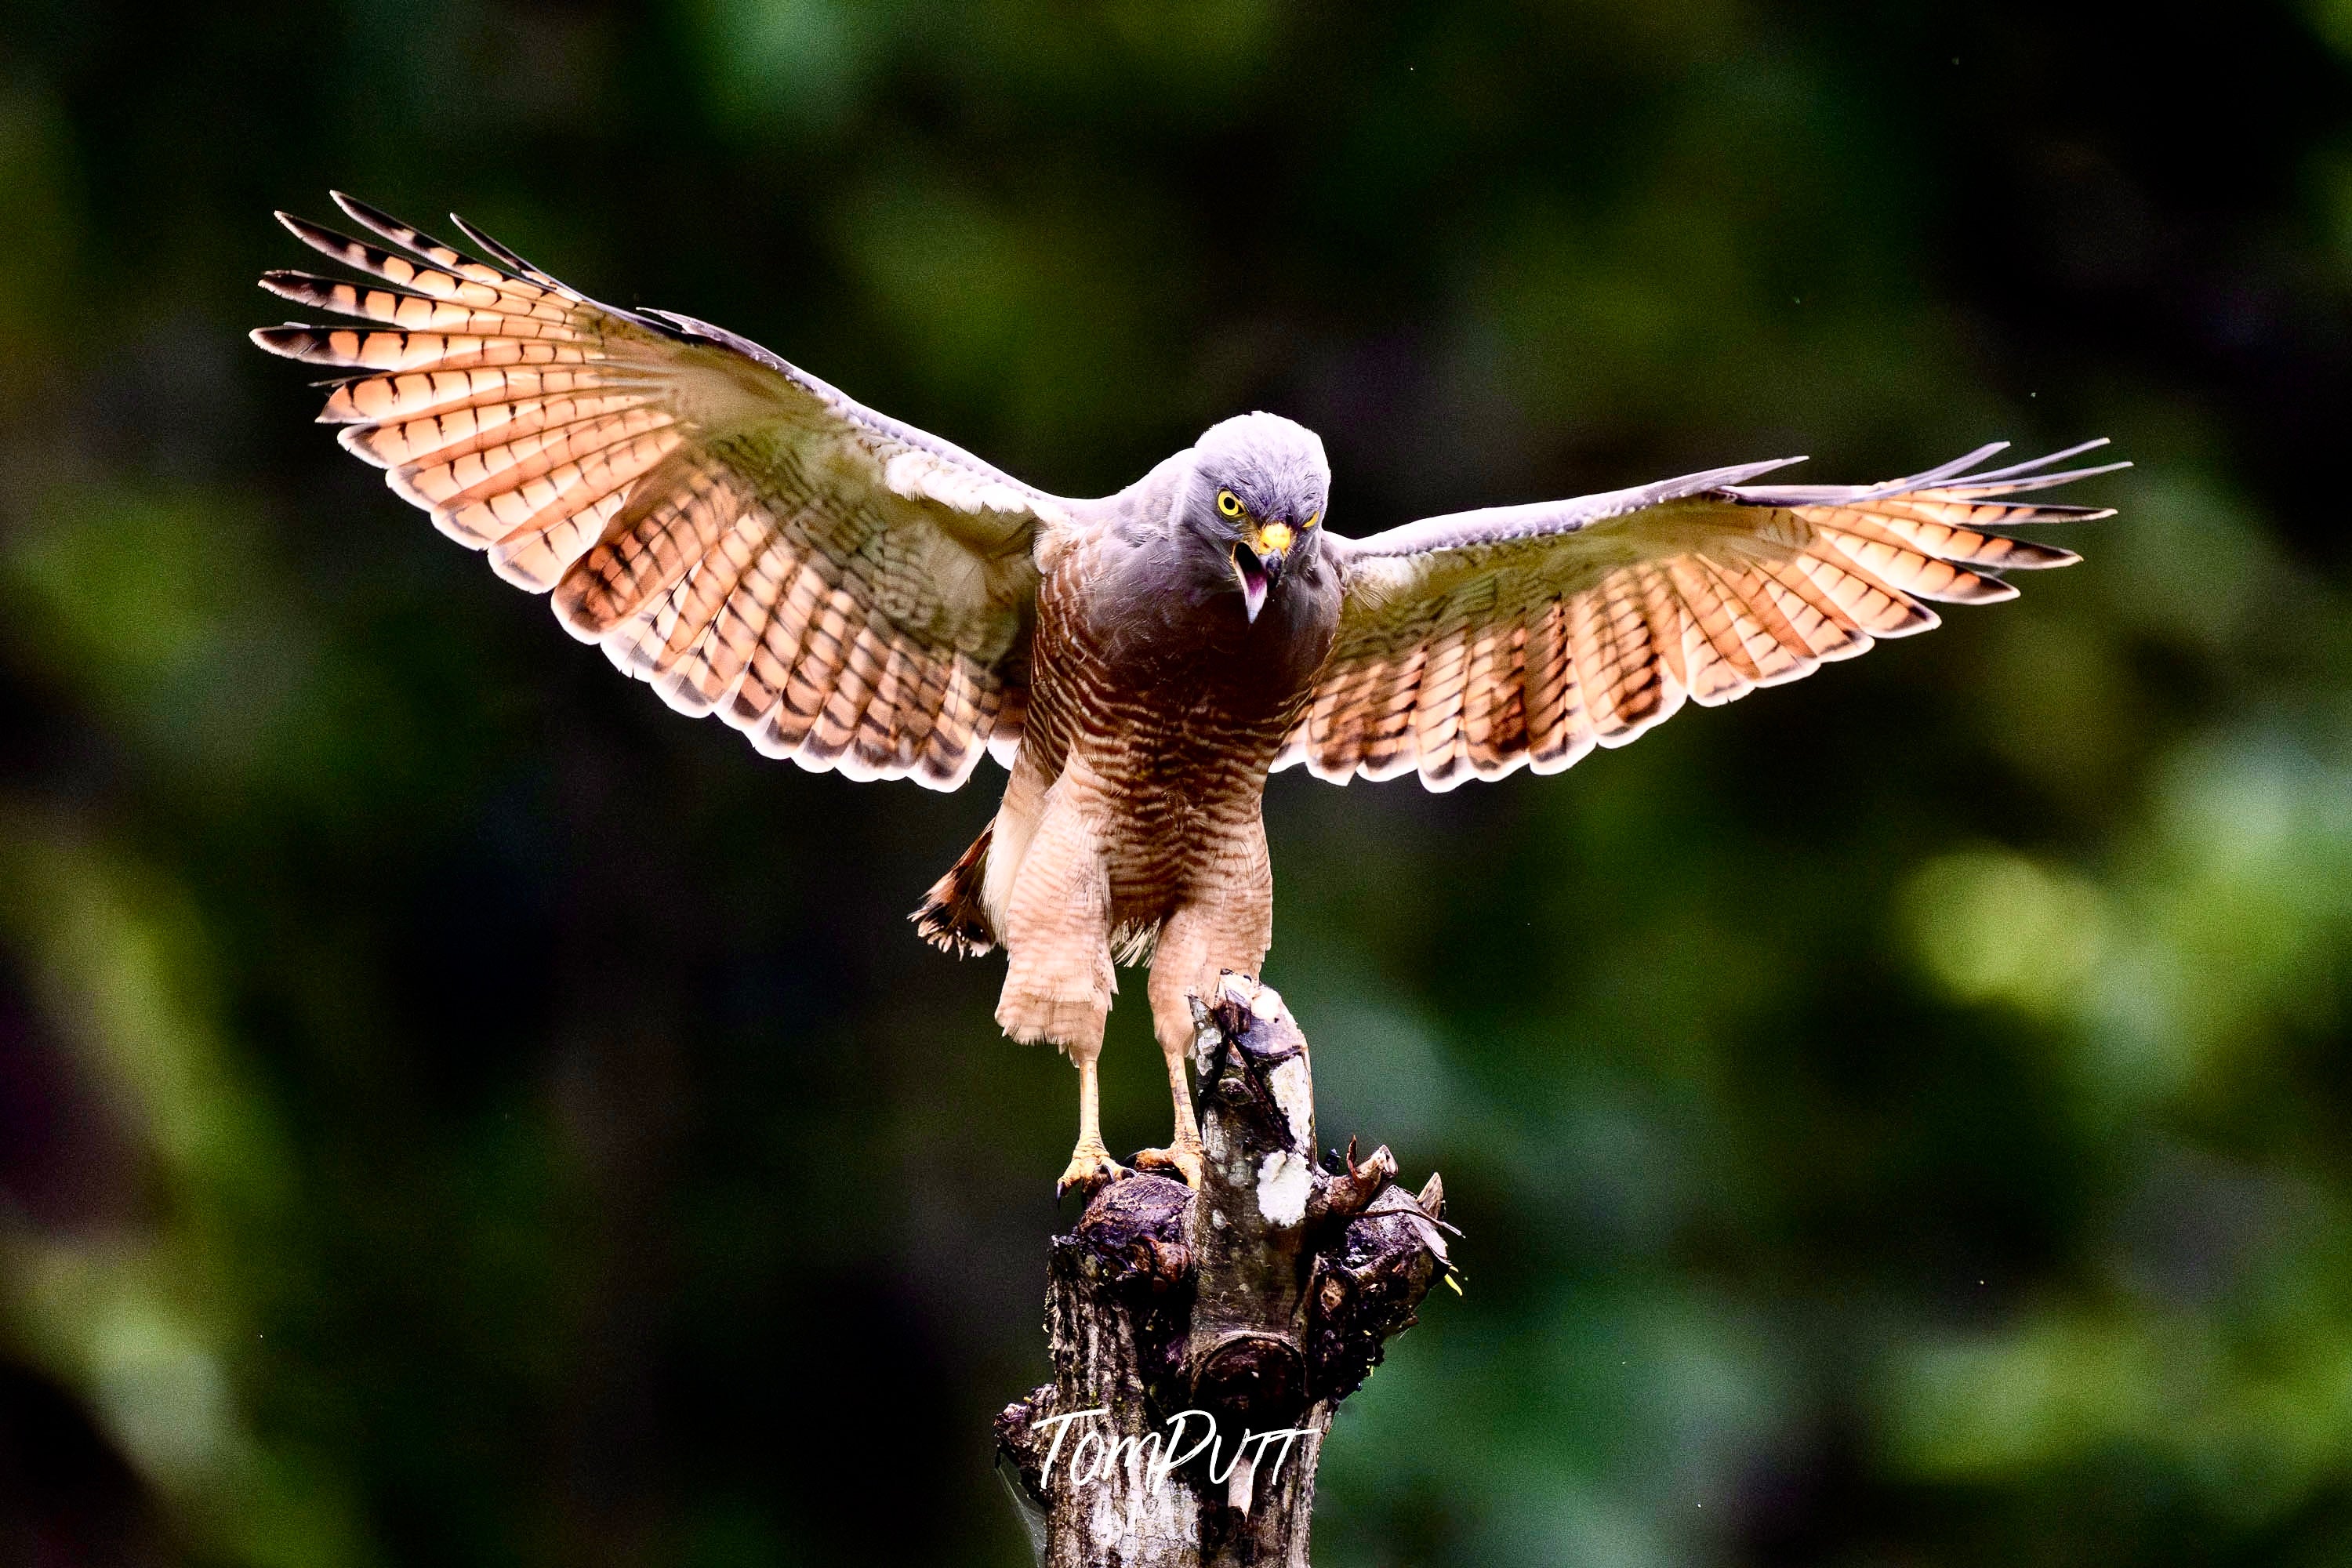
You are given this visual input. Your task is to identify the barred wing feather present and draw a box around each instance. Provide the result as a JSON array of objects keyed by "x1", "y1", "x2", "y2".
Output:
[
  {"x1": 1283, "y1": 442, "x2": 2122, "y2": 790},
  {"x1": 253, "y1": 194, "x2": 1060, "y2": 789}
]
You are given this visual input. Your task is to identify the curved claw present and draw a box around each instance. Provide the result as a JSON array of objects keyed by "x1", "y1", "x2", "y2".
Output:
[
  {"x1": 1056, "y1": 1143, "x2": 1128, "y2": 1203},
  {"x1": 1133, "y1": 1138, "x2": 1205, "y2": 1190}
]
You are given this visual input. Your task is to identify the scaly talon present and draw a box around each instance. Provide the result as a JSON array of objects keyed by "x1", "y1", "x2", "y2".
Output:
[
  {"x1": 1133, "y1": 1136, "x2": 1206, "y2": 1189},
  {"x1": 1056, "y1": 1142, "x2": 1127, "y2": 1202}
]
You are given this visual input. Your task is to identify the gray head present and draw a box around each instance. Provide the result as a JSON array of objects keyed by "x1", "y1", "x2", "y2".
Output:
[{"x1": 1178, "y1": 412, "x2": 1333, "y2": 622}]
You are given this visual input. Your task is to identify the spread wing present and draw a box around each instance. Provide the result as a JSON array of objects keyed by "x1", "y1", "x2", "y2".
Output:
[
  {"x1": 1280, "y1": 442, "x2": 2124, "y2": 790},
  {"x1": 252, "y1": 194, "x2": 1065, "y2": 789}
]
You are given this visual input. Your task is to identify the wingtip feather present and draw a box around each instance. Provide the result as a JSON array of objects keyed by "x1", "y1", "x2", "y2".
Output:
[
  {"x1": 335, "y1": 423, "x2": 392, "y2": 468},
  {"x1": 250, "y1": 324, "x2": 318, "y2": 358},
  {"x1": 448, "y1": 212, "x2": 546, "y2": 280},
  {"x1": 274, "y1": 209, "x2": 354, "y2": 259},
  {"x1": 329, "y1": 190, "x2": 417, "y2": 247}
]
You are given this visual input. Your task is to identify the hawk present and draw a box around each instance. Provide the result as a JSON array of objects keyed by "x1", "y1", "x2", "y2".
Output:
[{"x1": 252, "y1": 195, "x2": 2122, "y2": 1196}]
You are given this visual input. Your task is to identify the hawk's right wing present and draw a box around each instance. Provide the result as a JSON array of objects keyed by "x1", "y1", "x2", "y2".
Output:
[{"x1": 254, "y1": 194, "x2": 1065, "y2": 789}]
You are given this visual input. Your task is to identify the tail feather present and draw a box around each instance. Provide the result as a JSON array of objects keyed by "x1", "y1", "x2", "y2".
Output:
[{"x1": 913, "y1": 825, "x2": 996, "y2": 956}]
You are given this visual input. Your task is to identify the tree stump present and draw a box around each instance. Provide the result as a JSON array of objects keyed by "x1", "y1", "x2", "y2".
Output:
[{"x1": 995, "y1": 975, "x2": 1456, "y2": 1567}]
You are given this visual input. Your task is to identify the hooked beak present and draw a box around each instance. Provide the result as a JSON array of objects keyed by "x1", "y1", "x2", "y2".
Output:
[
  {"x1": 1232, "y1": 520, "x2": 1295, "y2": 624},
  {"x1": 1232, "y1": 539, "x2": 1287, "y2": 622}
]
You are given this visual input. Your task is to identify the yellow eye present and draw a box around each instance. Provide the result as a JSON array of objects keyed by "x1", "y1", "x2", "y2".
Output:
[
  {"x1": 1217, "y1": 489, "x2": 1243, "y2": 518},
  {"x1": 1304, "y1": 511, "x2": 1320, "y2": 528}
]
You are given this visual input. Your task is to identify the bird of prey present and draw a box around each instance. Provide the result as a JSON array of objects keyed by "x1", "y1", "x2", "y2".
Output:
[{"x1": 252, "y1": 194, "x2": 2122, "y2": 1196}]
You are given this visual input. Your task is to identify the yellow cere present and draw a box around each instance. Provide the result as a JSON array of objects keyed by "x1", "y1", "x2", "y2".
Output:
[{"x1": 1258, "y1": 521, "x2": 1294, "y2": 554}]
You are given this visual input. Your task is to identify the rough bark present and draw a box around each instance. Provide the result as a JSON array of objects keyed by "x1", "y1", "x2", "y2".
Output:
[{"x1": 996, "y1": 975, "x2": 1455, "y2": 1567}]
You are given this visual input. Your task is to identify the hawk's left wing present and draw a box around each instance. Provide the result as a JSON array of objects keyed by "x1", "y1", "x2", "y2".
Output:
[{"x1": 1279, "y1": 442, "x2": 2122, "y2": 790}]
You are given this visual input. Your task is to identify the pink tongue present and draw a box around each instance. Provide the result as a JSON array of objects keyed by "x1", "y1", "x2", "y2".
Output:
[{"x1": 1240, "y1": 568, "x2": 1268, "y2": 619}]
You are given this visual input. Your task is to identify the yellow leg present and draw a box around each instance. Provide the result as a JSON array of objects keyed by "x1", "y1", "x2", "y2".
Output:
[
  {"x1": 1134, "y1": 1044, "x2": 1206, "y2": 1188},
  {"x1": 1056, "y1": 1040, "x2": 1125, "y2": 1200},
  {"x1": 1139, "y1": 878, "x2": 1266, "y2": 1192}
]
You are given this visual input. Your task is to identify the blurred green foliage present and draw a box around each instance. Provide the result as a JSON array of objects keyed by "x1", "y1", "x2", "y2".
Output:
[{"x1": 4, "y1": 1, "x2": 2352, "y2": 1564}]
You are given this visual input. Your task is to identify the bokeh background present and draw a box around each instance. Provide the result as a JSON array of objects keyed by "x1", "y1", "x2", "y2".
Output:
[{"x1": 6, "y1": 1, "x2": 2352, "y2": 1563}]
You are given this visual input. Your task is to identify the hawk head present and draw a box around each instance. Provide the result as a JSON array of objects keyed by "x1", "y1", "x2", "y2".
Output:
[{"x1": 1183, "y1": 412, "x2": 1332, "y2": 623}]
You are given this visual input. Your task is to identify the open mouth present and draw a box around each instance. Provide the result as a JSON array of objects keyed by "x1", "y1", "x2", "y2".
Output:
[{"x1": 1232, "y1": 543, "x2": 1270, "y2": 622}]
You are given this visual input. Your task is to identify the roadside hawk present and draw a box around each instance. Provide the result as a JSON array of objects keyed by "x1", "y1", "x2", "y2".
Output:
[{"x1": 252, "y1": 195, "x2": 2124, "y2": 1196}]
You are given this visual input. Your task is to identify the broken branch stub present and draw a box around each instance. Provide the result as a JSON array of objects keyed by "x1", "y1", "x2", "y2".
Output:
[{"x1": 995, "y1": 975, "x2": 1456, "y2": 1567}]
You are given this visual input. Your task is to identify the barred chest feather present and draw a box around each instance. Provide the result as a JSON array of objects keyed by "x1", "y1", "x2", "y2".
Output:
[{"x1": 1030, "y1": 530, "x2": 1343, "y2": 816}]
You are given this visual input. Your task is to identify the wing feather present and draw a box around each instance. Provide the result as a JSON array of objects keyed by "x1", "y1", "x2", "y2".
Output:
[
  {"x1": 1460, "y1": 618, "x2": 1525, "y2": 780},
  {"x1": 1713, "y1": 562, "x2": 1817, "y2": 687},
  {"x1": 1412, "y1": 617, "x2": 1473, "y2": 789},
  {"x1": 1361, "y1": 643, "x2": 1428, "y2": 783}
]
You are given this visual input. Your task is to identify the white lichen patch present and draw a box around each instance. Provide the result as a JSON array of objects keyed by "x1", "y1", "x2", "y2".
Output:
[
  {"x1": 1267, "y1": 1053, "x2": 1314, "y2": 1149},
  {"x1": 1257, "y1": 1149, "x2": 1314, "y2": 1227}
]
